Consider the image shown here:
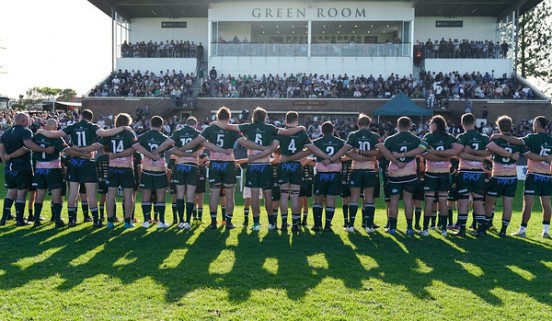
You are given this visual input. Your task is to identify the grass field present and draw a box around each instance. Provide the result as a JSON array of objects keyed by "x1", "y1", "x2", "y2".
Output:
[{"x1": 1, "y1": 165, "x2": 551, "y2": 320}]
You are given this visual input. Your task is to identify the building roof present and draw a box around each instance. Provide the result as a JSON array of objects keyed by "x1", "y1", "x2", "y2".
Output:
[{"x1": 88, "y1": 0, "x2": 544, "y2": 21}]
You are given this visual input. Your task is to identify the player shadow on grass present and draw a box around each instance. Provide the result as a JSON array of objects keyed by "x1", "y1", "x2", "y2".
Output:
[
  {"x1": 347, "y1": 230, "x2": 552, "y2": 307},
  {"x1": 0, "y1": 223, "x2": 551, "y2": 308}
]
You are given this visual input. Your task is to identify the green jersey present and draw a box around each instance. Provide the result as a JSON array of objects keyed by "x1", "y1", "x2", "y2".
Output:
[
  {"x1": 313, "y1": 134, "x2": 345, "y2": 162},
  {"x1": 63, "y1": 120, "x2": 100, "y2": 147},
  {"x1": 239, "y1": 122, "x2": 279, "y2": 147},
  {"x1": 457, "y1": 129, "x2": 490, "y2": 151},
  {"x1": 420, "y1": 132, "x2": 459, "y2": 151},
  {"x1": 521, "y1": 132, "x2": 552, "y2": 173},
  {"x1": 32, "y1": 134, "x2": 68, "y2": 162},
  {"x1": 200, "y1": 124, "x2": 241, "y2": 149},
  {"x1": 345, "y1": 128, "x2": 382, "y2": 152},
  {"x1": 277, "y1": 129, "x2": 312, "y2": 156},
  {"x1": 171, "y1": 126, "x2": 201, "y2": 152},
  {"x1": 136, "y1": 130, "x2": 171, "y2": 157},
  {"x1": 383, "y1": 131, "x2": 421, "y2": 163},
  {"x1": 488, "y1": 137, "x2": 524, "y2": 165},
  {"x1": 100, "y1": 130, "x2": 137, "y2": 154}
]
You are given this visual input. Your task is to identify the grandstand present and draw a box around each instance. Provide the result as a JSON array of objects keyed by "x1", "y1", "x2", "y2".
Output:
[{"x1": 85, "y1": 0, "x2": 550, "y2": 124}]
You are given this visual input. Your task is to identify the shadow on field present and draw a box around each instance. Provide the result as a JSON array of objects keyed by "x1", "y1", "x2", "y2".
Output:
[{"x1": 1, "y1": 222, "x2": 551, "y2": 306}]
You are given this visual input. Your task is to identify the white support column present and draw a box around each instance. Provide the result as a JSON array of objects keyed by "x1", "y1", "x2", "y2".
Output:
[{"x1": 307, "y1": 20, "x2": 312, "y2": 58}]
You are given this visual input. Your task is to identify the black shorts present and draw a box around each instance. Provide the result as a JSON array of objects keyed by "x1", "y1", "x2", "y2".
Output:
[
  {"x1": 4, "y1": 164, "x2": 33, "y2": 190},
  {"x1": 208, "y1": 161, "x2": 236, "y2": 186},
  {"x1": 314, "y1": 172, "x2": 342, "y2": 196},
  {"x1": 300, "y1": 181, "x2": 313, "y2": 197},
  {"x1": 172, "y1": 163, "x2": 199, "y2": 186},
  {"x1": 388, "y1": 175, "x2": 418, "y2": 196},
  {"x1": 424, "y1": 172, "x2": 451, "y2": 193},
  {"x1": 456, "y1": 170, "x2": 486, "y2": 197},
  {"x1": 67, "y1": 158, "x2": 98, "y2": 183},
  {"x1": 487, "y1": 176, "x2": 518, "y2": 198},
  {"x1": 196, "y1": 167, "x2": 207, "y2": 193},
  {"x1": 32, "y1": 168, "x2": 63, "y2": 191},
  {"x1": 107, "y1": 167, "x2": 135, "y2": 189},
  {"x1": 524, "y1": 173, "x2": 552, "y2": 196}
]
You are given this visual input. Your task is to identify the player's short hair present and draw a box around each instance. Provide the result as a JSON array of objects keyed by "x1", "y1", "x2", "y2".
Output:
[
  {"x1": 285, "y1": 111, "x2": 299, "y2": 124},
  {"x1": 217, "y1": 107, "x2": 231, "y2": 120},
  {"x1": 252, "y1": 107, "x2": 267, "y2": 123},
  {"x1": 357, "y1": 113, "x2": 371, "y2": 127},
  {"x1": 461, "y1": 113, "x2": 475, "y2": 126},
  {"x1": 115, "y1": 113, "x2": 132, "y2": 127},
  {"x1": 534, "y1": 116, "x2": 547, "y2": 129},
  {"x1": 151, "y1": 116, "x2": 163, "y2": 128},
  {"x1": 321, "y1": 121, "x2": 334, "y2": 135},
  {"x1": 397, "y1": 116, "x2": 411, "y2": 130},
  {"x1": 81, "y1": 109, "x2": 94, "y2": 121},
  {"x1": 497, "y1": 115, "x2": 512, "y2": 133},
  {"x1": 186, "y1": 116, "x2": 198, "y2": 127}
]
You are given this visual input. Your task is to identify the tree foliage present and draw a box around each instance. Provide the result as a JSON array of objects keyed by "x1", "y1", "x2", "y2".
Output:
[
  {"x1": 518, "y1": 0, "x2": 552, "y2": 82},
  {"x1": 24, "y1": 86, "x2": 76, "y2": 106}
]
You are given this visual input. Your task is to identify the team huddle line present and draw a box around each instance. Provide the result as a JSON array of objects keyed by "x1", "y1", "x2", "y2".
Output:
[{"x1": 0, "y1": 108, "x2": 551, "y2": 239}]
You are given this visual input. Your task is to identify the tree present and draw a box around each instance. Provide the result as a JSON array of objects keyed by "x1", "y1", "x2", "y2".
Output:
[
  {"x1": 57, "y1": 88, "x2": 77, "y2": 102},
  {"x1": 518, "y1": 0, "x2": 552, "y2": 84},
  {"x1": 23, "y1": 86, "x2": 77, "y2": 107}
]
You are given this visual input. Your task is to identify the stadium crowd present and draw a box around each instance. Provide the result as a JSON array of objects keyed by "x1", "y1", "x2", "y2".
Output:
[
  {"x1": 414, "y1": 38, "x2": 510, "y2": 60},
  {"x1": 121, "y1": 40, "x2": 204, "y2": 59},
  {"x1": 1, "y1": 106, "x2": 552, "y2": 240},
  {"x1": 88, "y1": 69, "x2": 196, "y2": 98},
  {"x1": 200, "y1": 70, "x2": 534, "y2": 103}
]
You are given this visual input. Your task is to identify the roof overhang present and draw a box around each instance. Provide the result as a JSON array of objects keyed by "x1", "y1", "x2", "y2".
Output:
[{"x1": 88, "y1": 0, "x2": 544, "y2": 21}]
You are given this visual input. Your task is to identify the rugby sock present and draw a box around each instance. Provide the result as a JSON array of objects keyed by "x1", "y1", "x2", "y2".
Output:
[
  {"x1": 519, "y1": 223, "x2": 528, "y2": 233},
  {"x1": 90, "y1": 207, "x2": 99, "y2": 224},
  {"x1": 423, "y1": 215, "x2": 430, "y2": 231},
  {"x1": 99, "y1": 205, "x2": 105, "y2": 218},
  {"x1": 141, "y1": 202, "x2": 152, "y2": 222},
  {"x1": 176, "y1": 199, "x2": 185, "y2": 223},
  {"x1": 198, "y1": 208, "x2": 203, "y2": 220},
  {"x1": 457, "y1": 213, "x2": 468, "y2": 232},
  {"x1": 27, "y1": 208, "x2": 34, "y2": 221},
  {"x1": 124, "y1": 217, "x2": 131, "y2": 224},
  {"x1": 172, "y1": 202, "x2": 177, "y2": 222},
  {"x1": 414, "y1": 208, "x2": 422, "y2": 227},
  {"x1": 406, "y1": 218, "x2": 413, "y2": 230},
  {"x1": 271, "y1": 209, "x2": 279, "y2": 226},
  {"x1": 324, "y1": 207, "x2": 335, "y2": 229},
  {"x1": 192, "y1": 208, "x2": 197, "y2": 219},
  {"x1": 112, "y1": 204, "x2": 117, "y2": 220},
  {"x1": 154, "y1": 202, "x2": 166, "y2": 223},
  {"x1": 244, "y1": 208, "x2": 250, "y2": 221},
  {"x1": 33, "y1": 203, "x2": 43, "y2": 223},
  {"x1": 50, "y1": 203, "x2": 55, "y2": 221},
  {"x1": 500, "y1": 219, "x2": 510, "y2": 234},
  {"x1": 543, "y1": 221, "x2": 550, "y2": 234},
  {"x1": 81, "y1": 201, "x2": 89, "y2": 219},
  {"x1": 225, "y1": 212, "x2": 233, "y2": 225},
  {"x1": 221, "y1": 206, "x2": 226, "y2": 221},
  {"x1": 471, "y1": 212, "x2": 477, "y2": 229},
  {"x1": 15, "y1": 200, "x2": 25, "y2": 223},
  {"x1": 292, "y1": 213, "x2": 301, "y2": 227},
  {"x1": 2, "y1": 198, "x2": 14, "y2": 221},
  {"x1": 430, "y1": 211, "x2": 437, "y2": 227},
  {"x1": 388, "y1": 217, "x2": 397, "y2": 230},
  {"x1": 281, "y1": 210, "x2": 288, "y2": 227},
  {"x1": 302, "y1": 211, "x2": 308, "y2": 223},
  {"x1": 186, "y1": 202, "x2": 194, "y2": 223},
  {"x1": 68, "y1": 207, "x2": 77, "y2": 223},
  {"x1": 342, "y1": 204, "x2": 349, "y2": 226},
  {"x1": 475, "y1": 214, "x2": 487, "y2": 234},
  {"x1": 313, "y1": 203, "x2": 323, "y2": 227},
  {"x1": 53, "y1": 203, "x2": 62, "y2": 223},
  {"x1": 439, "y1": 214, "x2": 448, "y2": 231},
  {"x1": 210, "y1": 211, "x2": 217, "y2": 225},
  {"x1": 365, "y1": 203, "x2": 375, "y2": 229},
  {"x1": 348, "y1": 203, "x2": 358, "y2": 228},
  {"x1": 448, "y1": 208, "x2": 454, "y2": 225},
  {"x1": 253, "y1": 215, "x2": 260, "y2": 225}
]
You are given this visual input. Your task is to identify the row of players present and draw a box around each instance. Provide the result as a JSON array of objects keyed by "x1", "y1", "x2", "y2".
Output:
[{"x1": 1, "y1": 108, "x2": 551, "y2": 238}]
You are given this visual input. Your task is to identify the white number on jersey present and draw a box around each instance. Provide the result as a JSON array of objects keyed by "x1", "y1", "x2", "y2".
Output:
[
  {"x1": 76, "y1": 131, "x2": 87, "y2": 147},
  {"x1": 111, "y1": 140, "x2": 124, "y2": 153},
  {"x1": 288, "y1": 139, "x2": 297, "y2": 154},
  {"x1": 326, "y1": 146, "x2": 335, "y2": 156}
]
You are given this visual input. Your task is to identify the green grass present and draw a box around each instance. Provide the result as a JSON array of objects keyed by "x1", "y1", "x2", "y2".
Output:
[{"x1": 1, "y1": 166, "x2": 551, "y2": 320}]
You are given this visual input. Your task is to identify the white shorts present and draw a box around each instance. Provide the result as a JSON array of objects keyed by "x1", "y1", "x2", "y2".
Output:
[{"x1": 243, "y1": 187, "x2": 263, "y2": 199}]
